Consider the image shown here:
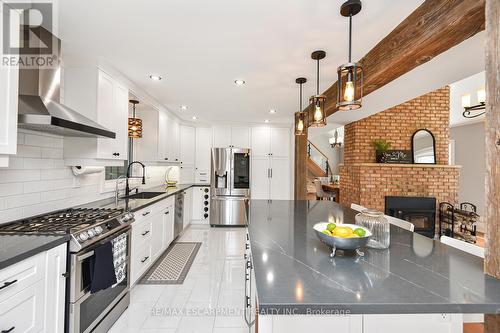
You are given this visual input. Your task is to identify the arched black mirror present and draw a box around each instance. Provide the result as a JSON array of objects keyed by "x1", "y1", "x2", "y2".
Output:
[{"x1": 412, "y1": 129, "x2": 436, "y2": 164}]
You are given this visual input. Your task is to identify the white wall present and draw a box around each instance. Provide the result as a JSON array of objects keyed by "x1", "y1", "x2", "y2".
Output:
[
  {"x1": 0, "y1": 129, "x2": 172, "y2": 224},
  {"x1": 450, "y1": 122, "x2": 485, "y2": 230},
  {"x1": 308, "y1": 133, "x2": 343, "y2": 174},
  {"x1": 449, "y1": 71, "x2": 485, "y2": 127}
]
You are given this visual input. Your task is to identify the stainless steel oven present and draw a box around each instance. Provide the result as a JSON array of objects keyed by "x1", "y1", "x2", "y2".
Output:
[{"x1": 69, "y1": 227, "x2": 131, "y2": 333}]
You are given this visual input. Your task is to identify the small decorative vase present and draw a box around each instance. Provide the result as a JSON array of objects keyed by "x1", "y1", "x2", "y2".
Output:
[{"x1": 355, "y1": 209, "x2": 390, "y2": 249}]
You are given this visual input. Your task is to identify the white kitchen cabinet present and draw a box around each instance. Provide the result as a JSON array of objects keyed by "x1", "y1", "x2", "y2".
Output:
[
  {"x1": 0, "y1": 243, "x2": 67, "y2": 333},
  {"x1": 270, "y1": 127, "x2": 291, "y2": 157},
  {"x1": 231, "y1": 126, "x2": 251, "y2": 148},
  {"x1": 134, "y1": 108, "x2": 160, "y2": 162},
  {"x1": 151, "y1": 212, "x2": 164, "y2": 260},
  {"x1": 0, "y1": 3, "x2": 20, "y2": 167},
  {"x1": 157, "y1": 110, "x2": 169, "y2": 161},
  {"x1": 195, "y1": 127, "x2": 212, "y2": 172},
  {"x1": 180, "y1": 125, "x2": 196, "y2": 165},
  {"x1": 192, "y1": 186, "x2": 210, "y2": 224},
  {"x1": 251, "y1": 127, "x2": 291, "y2": 200},
  {"x1": 162, "y1": 205, "x2": 175, "y2": 250},
  {"x1": 180, "y1": 165, "x2": 195, "y2": 184},
  {"x1": 63, "y1": 67, "x2": 129, "y2": 166},
  {"x1": 213, "y1": 126, "x2": 250, "y2": 148},
  {"x1": 251, "y1": 127, "x2": 271, "y2": 157},
  {"x1": 250, "y1": 157, "x2": 270, "y2": 200},
  {"x1": 183, "y1": 188, "x2": 192, "y2": 230},
  {"x1": 251, "y1": 127, "x2": 291, "y2": 158},
  {"x1": 171, "y1": 120, "x2": 180, "y2": 162}
]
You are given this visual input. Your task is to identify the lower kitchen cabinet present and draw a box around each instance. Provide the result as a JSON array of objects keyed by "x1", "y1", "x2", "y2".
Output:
[
  {"x1": 192, "y1": 186, "x2": 210, "y2": 224},
  {"x1": 0, "y1": 243, "x2": 67, "y2": 333},
  {"x1": 130, "y1": 197, "x2": 175, "y2": 286},
  {"x1": 183, "y1": 188, "x2": 193, "y2": 229}
]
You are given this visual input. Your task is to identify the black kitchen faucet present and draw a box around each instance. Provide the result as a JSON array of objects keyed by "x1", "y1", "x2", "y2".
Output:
[{"x1": 125, "y1": 161, "x2": 146, "y2": 196}]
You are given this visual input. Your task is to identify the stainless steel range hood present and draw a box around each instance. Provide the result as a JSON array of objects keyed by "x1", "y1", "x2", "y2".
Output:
[{"x1": 17, "y1": 26, "x2": 115, "y2": 138}]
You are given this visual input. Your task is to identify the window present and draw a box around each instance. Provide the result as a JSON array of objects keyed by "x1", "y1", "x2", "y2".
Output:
[{"x1": 105, "y1": 163, "x2": 127, "y2": 180}]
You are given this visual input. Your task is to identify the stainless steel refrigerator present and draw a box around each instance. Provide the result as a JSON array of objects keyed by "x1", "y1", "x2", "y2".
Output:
[{"x1": 210, "y1": 148, "x2": 250, "y2": 226}]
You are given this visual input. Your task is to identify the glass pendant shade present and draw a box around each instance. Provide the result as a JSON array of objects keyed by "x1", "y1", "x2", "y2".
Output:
[
  {"x1": 309, "y1": 95, "x2": 327, "y2": 127},
  {"x1": 294, "y1": 111, "x2": 307, "y2": 135},
  {"x1": 128, "y1": 117, "x2": 143, "y2": 138},
  {"x1": 337, "y1": 62, "x2": 363, "y2": 111}
]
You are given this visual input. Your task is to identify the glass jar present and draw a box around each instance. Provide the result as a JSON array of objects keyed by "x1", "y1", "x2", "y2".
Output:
[{"x1": 355, "y1": 209, "x2": 390, "y2": 249}]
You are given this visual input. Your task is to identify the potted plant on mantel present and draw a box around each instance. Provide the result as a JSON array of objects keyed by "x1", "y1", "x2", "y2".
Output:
[{"x1": 371, "y1": 139, "x2": 391, "y2": 163}]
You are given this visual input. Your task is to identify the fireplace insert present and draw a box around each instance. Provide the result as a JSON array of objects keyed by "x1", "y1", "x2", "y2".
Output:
[{"x1": 385, "y1": 196, "x2": 436, "y2": 238}]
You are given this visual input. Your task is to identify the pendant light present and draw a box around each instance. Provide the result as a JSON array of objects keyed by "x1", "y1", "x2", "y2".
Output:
[
  {"x1": 294, "y1": 77, "x2": 308, "y2": 135},
  {"x1": 309, "y1": 50, "x2": 327, "y2": 127},
  {"x1": 128, "y1": 99, "x2": 143, "y2": 138},
  {"x1": 337, "y1": 0, "x2": 363, "y2": 111}
]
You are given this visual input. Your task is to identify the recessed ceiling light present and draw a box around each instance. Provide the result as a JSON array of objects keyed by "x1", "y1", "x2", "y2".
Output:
[
  {"x1": 264, "y1": 119, "x2": 270, "y2": 123},
  {"x1": 269, "y1": 109, "x2": 277, "y2": 114},
  {"x1": 180, "y1": 105, "x2": 188, "y2": 110},
  {"x1": 192, "y1": 116, "x2": 197, "y2": 120},
  {"x1": 234, "y1": 79, "x2": 246, "y2": 86},
  {"x1": 149, "y1": 74, "x2": 162, "y2": 81}
]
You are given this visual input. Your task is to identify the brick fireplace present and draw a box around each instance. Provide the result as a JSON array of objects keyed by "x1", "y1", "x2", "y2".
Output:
[{"x1": 339, "y1": 87, "x2": 460, "y2": 235}]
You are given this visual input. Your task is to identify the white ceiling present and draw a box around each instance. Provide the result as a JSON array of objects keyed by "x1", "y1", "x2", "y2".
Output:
[{"x1": 58, "y1": 0, "x2": 425, "y2": 124}]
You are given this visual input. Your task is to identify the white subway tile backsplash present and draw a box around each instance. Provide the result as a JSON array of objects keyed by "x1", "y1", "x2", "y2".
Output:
[
  {"x1": 5, "y1": 193, "x2": 41, "y2": 209},
  {"x1": 23, "y1": 180, "x2": 54, "y2": 193},
  {"x1": 24, "y1": 133, "x2": 54, "y2": 148},
  {"x1": 23, "y1": 158, "x2": 54, "y2": 170},
  {"x1": 40, "y1": 168, "x2": 73, "y2": 180},
  {"x1": 0, "y1": 130, "x2": 171, "y2": 223},
  {"x1": 0, "y1": 183, "x2": 24, "y2": 197},
  {"x1": 0, "y1": 169, "x2": 41, "y2": 183},
  {"x1": 16, "y1": 145, "x2": 42, "y2": 158},
  {"x1": 41, "y1": 148, "x2": 64, "y2": 159}
]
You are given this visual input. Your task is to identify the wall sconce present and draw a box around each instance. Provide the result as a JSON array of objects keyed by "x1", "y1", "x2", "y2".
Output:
[
  {"x1": 462, "y1": 88, "x2": 486, "y2": 118},
  {"x1": 329, "y1": 130, "x2": 342, "y2": 148}
]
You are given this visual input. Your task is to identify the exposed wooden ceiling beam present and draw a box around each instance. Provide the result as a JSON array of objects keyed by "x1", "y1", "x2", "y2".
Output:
[{"x1": 305, "y1": 0, "x2": 486, "y2": 119}]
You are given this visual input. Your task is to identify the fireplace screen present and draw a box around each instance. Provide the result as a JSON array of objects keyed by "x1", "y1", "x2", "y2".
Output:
[{"x1": 385, "y1": 196, "x2": 437, "y2": 238}]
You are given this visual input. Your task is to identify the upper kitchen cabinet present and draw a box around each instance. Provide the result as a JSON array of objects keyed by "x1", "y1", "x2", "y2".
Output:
[
  {"x1": 0, "y1": 4, "x2": 20, "y2": 167},
  {"x1": 213, "y1": 126, "x2": 250, "y2": 148},
  {"x1": 63, "y1": 67, "x2": 129, "y2": 166},
  {"x1": 180, "y1": 125, "x2": 195, "y2": 165},
  {"x1": 195, "y1": 127, "x2": 212, "y2": 171},
  {"x1": 251, "y1": 127, "x2": 291, "y2": 158}
]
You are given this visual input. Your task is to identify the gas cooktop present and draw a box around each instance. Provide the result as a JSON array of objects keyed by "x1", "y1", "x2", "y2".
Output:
[{"x1": 0, "y1": 208, "x2": 134, "y2": 252}]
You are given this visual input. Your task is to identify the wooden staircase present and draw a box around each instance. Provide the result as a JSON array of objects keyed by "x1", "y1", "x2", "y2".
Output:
[{"x1": 306, "y1": 141, "x2": 334, "y2": 198}]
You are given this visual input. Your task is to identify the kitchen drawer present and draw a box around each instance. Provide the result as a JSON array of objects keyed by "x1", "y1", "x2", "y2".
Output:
[
  {"x1": 134, "y1": 198, "x2": 171, "y2": 222},
  {"x1": 131, "y1": 242, "x2": 152, "y2": 285},
  {"x1": 0, "y1": 251, "x2": 46, "y2": 302},
  {"x1": 195, "y1": 170, "x2": 209, "y2": 183},
  {"x1": 132, "y1": 218, "x2": 153, "y2": 247},
  {"x1": 0, "y1": 278, "x2": 45, "y2": 333}
]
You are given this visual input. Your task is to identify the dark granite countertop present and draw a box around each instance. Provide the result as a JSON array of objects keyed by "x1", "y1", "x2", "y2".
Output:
[
  {"x1": 247, "y1": 200, "x2": 500, "y2": 315},
  {"x1": 77, "y1": 183, "x2": 209, "y2": 212},
  {"x1": 0, "y1": 234, "x2": 69, "y2": 270}
]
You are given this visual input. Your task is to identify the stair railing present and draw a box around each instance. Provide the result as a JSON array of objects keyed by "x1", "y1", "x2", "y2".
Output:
[{"x1": 307, "y1": 140, "x2": 334, "y2": 180}]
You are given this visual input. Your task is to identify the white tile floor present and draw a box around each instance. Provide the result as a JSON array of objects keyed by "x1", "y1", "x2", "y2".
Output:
[{"x1": 109, "y1": 225, "x2": 249, "y2": 333}]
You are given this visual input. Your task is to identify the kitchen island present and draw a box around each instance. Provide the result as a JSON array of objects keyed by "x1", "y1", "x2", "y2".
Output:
[{"x1": 246, "y1": 200, "x2": 500, "y2": 333}]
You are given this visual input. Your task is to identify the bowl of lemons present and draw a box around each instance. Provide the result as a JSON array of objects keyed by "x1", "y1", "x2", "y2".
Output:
[{"x1": 313, "y1": 222, "x2": 371, "y2": 257}]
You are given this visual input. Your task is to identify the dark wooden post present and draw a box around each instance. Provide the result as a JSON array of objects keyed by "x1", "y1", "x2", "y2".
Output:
[{"x1": 294, "y1": 134, "x2": 308, "y2": 200}]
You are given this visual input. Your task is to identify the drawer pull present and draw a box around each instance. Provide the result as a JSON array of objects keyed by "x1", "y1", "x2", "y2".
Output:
[
  {"x1": 141, "y1": 230, "x2": 150, "y2": 236},
  {"x1": 142, "y1": 211, "x2": 151, "y2": 216},
  {"x1": 141, "y1": 256, "x2": 149, "y2": 263},
  {"x1": 2, "y1": 327, "x2": 15, "y2": 333},
  {"x1": 0, "y1": 280, "x2": 17, "y2": 291},
  {"x1": 165, "y1": 211, "x2": 170, "y2": 215}
]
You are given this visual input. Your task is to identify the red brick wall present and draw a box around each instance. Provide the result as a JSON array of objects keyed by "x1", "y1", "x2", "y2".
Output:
[
  {"x1": 343, "y1": 87, "x2": 450, "y2": 165},
  {"x1": 339, "y1": 164, "x2": 460, "y2": 212},
  {"x1": 339, "y1": 87, "x2": 460, "y2": 234}
]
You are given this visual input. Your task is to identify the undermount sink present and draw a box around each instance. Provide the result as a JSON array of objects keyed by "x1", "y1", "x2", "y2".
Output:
[{"x1": 122, "y1": 192, "x2": 164, "y2": 200}]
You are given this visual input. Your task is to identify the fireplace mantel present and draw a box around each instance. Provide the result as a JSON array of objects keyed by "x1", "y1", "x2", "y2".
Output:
[{"x1": 339, "y1": 163, "x2": 461, "y2": 169}]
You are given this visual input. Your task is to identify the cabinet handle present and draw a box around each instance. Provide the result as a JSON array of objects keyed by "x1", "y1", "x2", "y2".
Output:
[
  {"x1": 141, "y1": 230, "x2": 150, "y2": 236},
  {"x1": 142, "y1": 211, "x2": 150, "y2": 216},
  {"x1": 141, "y1": 256, "x2": 149, "y2": 263},
  {"x1": 270, "y1": 169, "x2": 273, "y2": 178},
  {"x1": 165, "y1": 158, "x2": 169, "y2": 160},
  {"x1": 1, "y1": 327, "x2": 15, "y2": 333},
  {"x1": 0, "y1": 280, "x2": 17, "y2": 291},
  {"x1": 165, "y1": 211, "x2": 170, "y2": 215}
]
